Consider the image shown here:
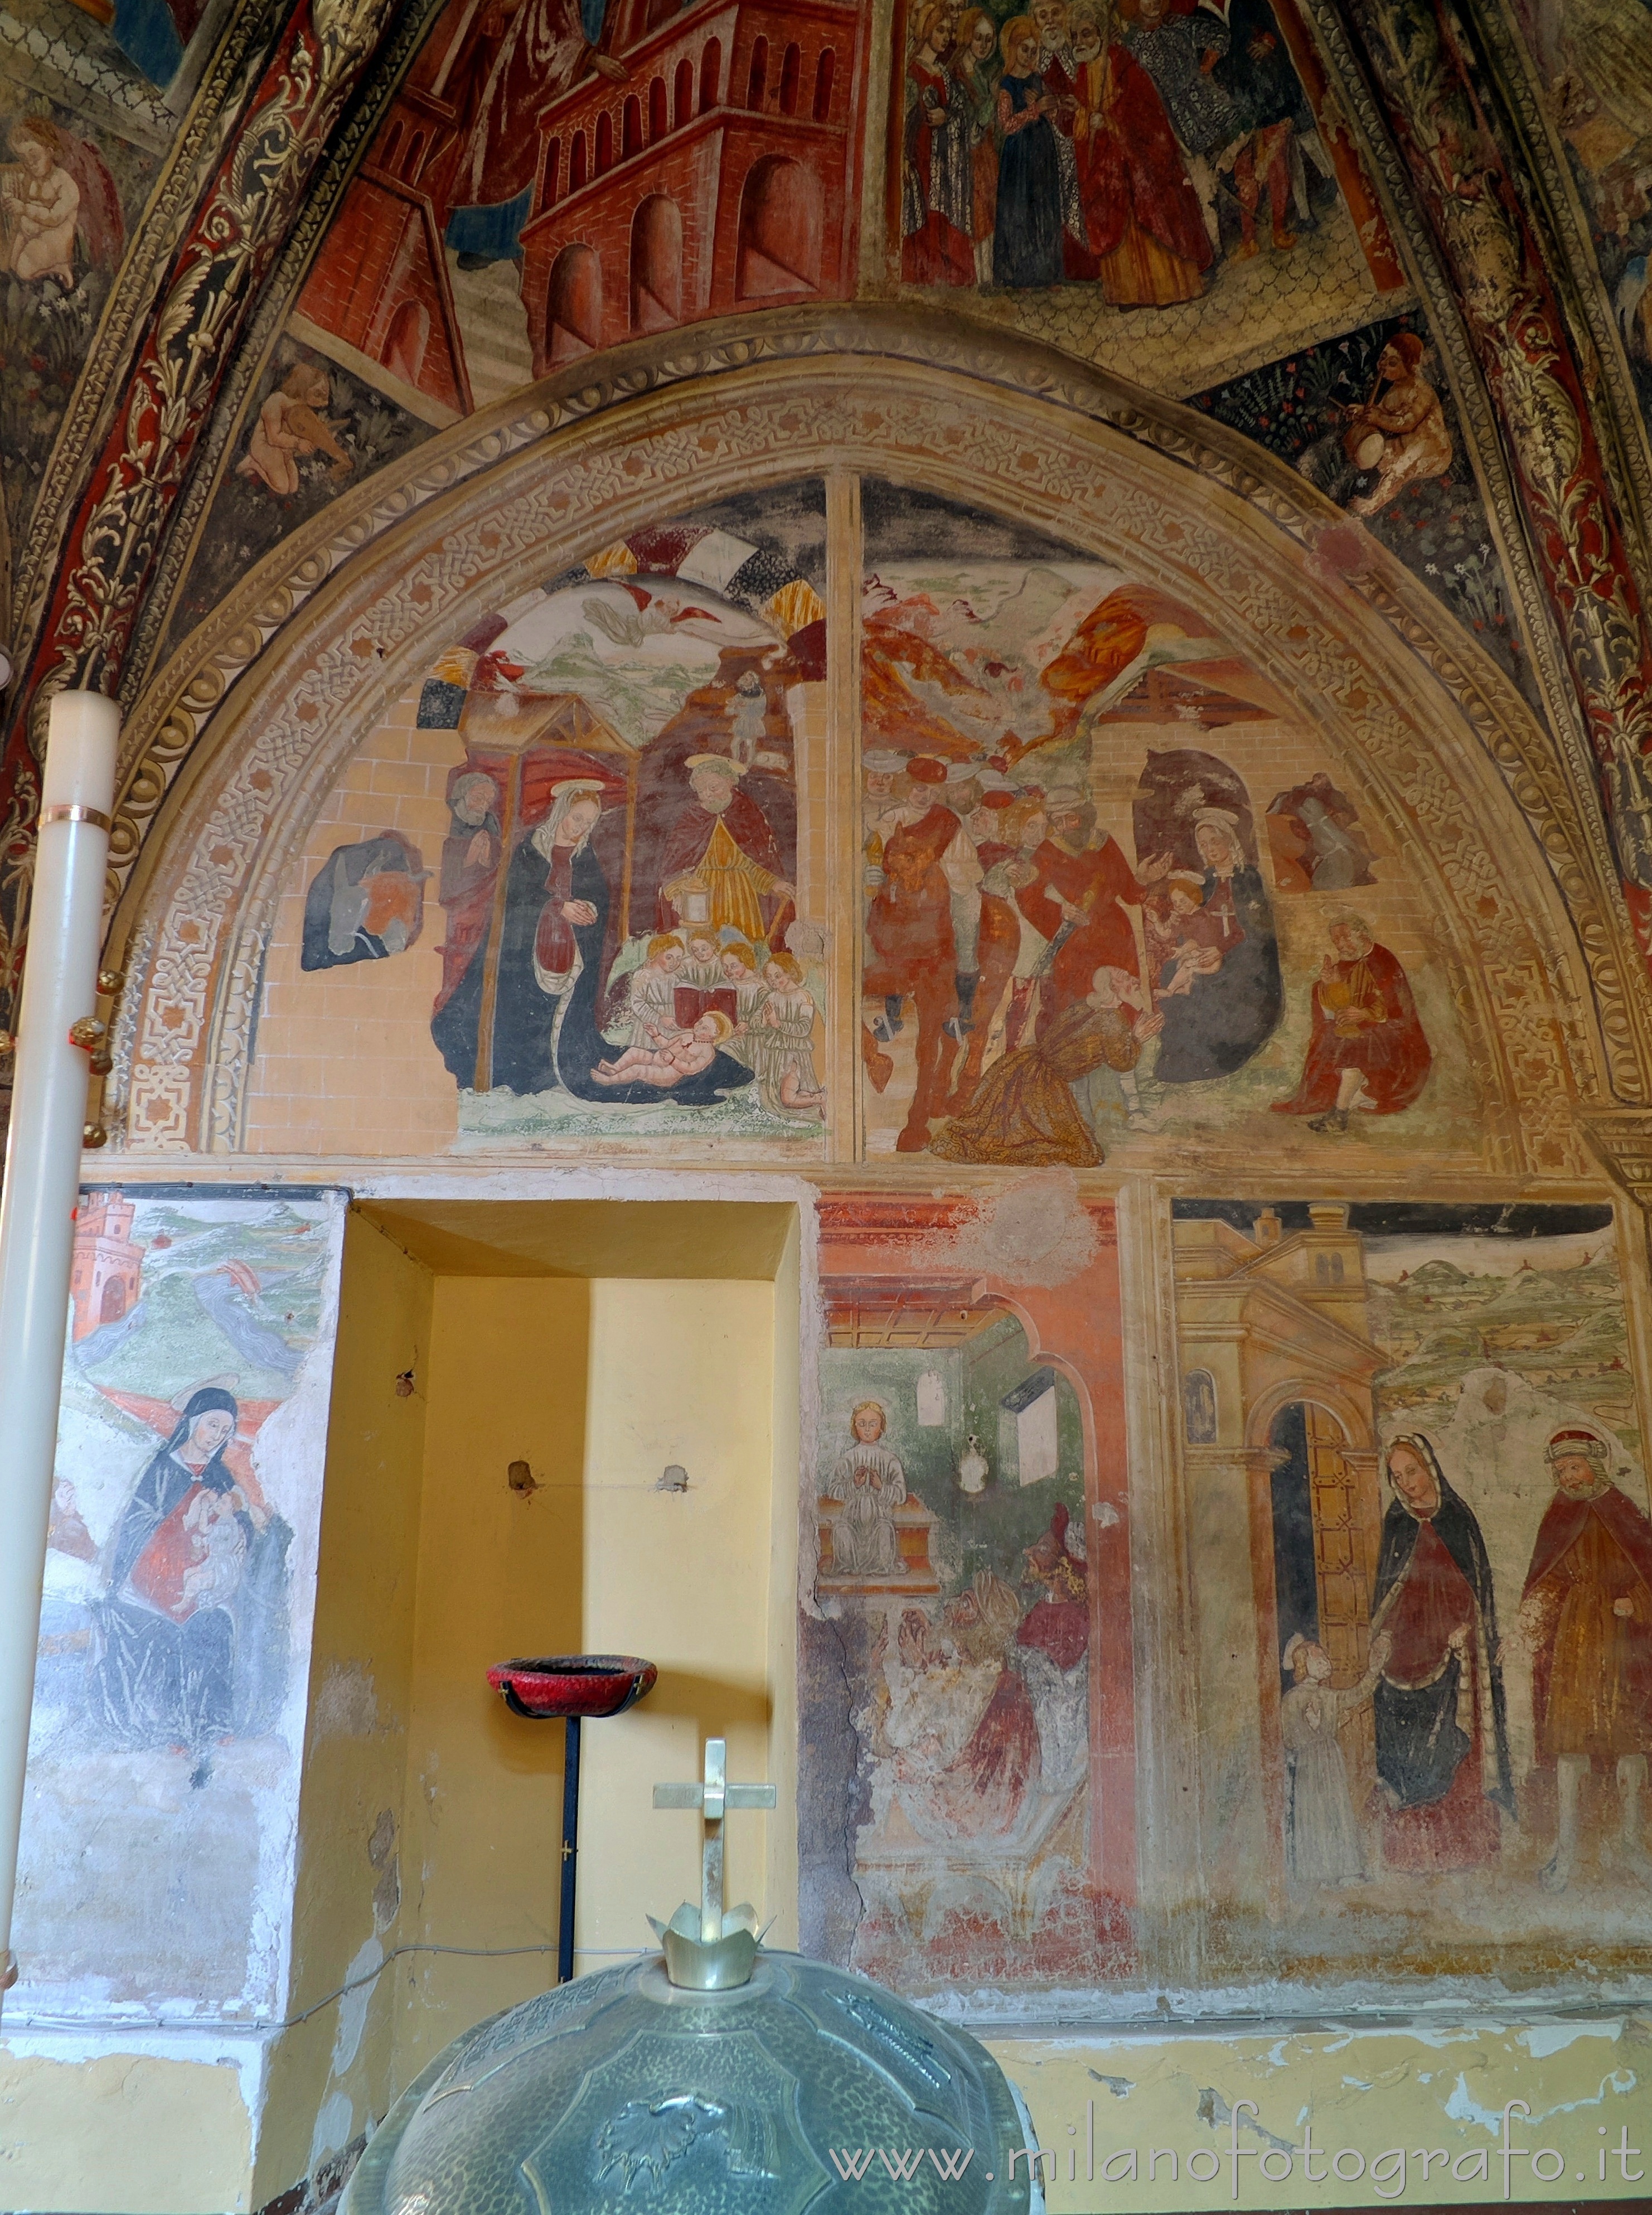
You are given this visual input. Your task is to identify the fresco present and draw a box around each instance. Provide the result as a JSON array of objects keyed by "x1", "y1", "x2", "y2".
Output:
[
  {"x1": 163, "y1": 343, "x2": 432, "y2": 655},
  {"x1": 257, "y1": 487, "x2": 831, "y2": 1147},
  {"x1": 858, "y1": 481, "x2": 1469, "y2": 1160},
  {"x1": 16, "y1": 1186, "x2": 341, "y2": 2010},
  {"x1": 887, "y1": 0, "x2": 1408, "y2": 392},
  {"x1": 1189, "y1": 311, "x2": 1533, "y2": 692},
  {"x1": 1172, "y1": 1198, "x2": 1652, "y2": 1976},
  {"x1": 163, "y1": 0, "x2": 870, "y2": 644},
  {"x1": 1509, "y1": 0, "x2": 1652, "y2": 447},
  {"x1": 0, "y1": 70, "x2": 154, "y2": 556},
  {"x1": 0, "y1": 0, "x2": 225, "y2": 550},
  {"x1": 800, "y1": 1179, "x2": 1135, "y2": 1998}
]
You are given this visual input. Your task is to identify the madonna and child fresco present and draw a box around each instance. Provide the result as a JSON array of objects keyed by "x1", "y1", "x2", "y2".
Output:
[
  {"x1": 21, "y1": 1189, "x2": 337, "y2": 2005},
  {"x1": 302, "y1": 499, "x2": 831, "y2": 1140},
  {"x1": 1172, "y1": 1199, "x2": 1652, "y2": 1967},
  {"x1": 858, "y1": 484, "x2": 1447, "y2": 1159}
]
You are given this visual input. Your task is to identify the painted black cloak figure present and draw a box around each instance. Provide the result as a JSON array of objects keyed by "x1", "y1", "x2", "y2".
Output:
[
  {"x1": 1369, "y1": 1434, "x2": 1514, "y2": 1865},
  {"x1": 431, "y1": 781, "x2": 752, "y2": 1104}
]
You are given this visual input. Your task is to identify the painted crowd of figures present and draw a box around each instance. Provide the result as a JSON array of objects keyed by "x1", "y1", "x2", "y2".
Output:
[
  {"x1": 1283, "y1": 1430, "x2": 1652, "y2": 1897},
  {"x1": 902, "y1": 0, "x2": 1329, "y2": 298},
  {"x1": 863, "y1": 744, "x2": 1428, "y2": 1156}
]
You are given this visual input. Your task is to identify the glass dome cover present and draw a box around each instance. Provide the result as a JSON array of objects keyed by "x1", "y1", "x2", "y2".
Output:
[{"x1": 340, "y1": 1949, "x2": 1035, "y2": 2214}]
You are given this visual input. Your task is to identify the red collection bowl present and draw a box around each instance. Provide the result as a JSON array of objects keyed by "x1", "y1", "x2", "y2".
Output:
[{"x1": 487, "y1": 1653, "x2": 657, "y2": 1720}]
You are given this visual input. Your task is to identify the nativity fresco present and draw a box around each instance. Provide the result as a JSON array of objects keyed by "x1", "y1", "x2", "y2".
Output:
[
  {"x1": 16, "y1": 1186, "x2": 341, "y2": 2010},
  {"x1": 1172, "y1": 1198, "x2": 1652, "y2": 1978},
  {"x1": 800, "y1": 1182, "x2": 1134, "y2": 1999},
  {"x1": 250, "y1": 487, "x2": 831, "y2": 1150},
  {"x1": 858, "y1": 481, "x2": 1466, "y2": 1163}
]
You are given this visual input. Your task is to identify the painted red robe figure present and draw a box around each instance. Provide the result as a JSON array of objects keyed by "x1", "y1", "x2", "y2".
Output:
[
  {"x1": 434, "y1": 768, "x2": 503, "y2": 1017},
  {"x1": 1519, "y1": 1428, "x2": 1652, "y2": 1889},
  {"x1": 1273, "y1": 910, "x2": 1431, "y2": 1131},
  {"x1": 1017, "y1": 1501, "x2": 1089, "y2": 1672},
  {"x1": 864, "y1": 757, "x2": 961, "y2": 1151},
  {"x1": 902, "y1": 5, "x2": 975, "y2": 286},
  {"x1": 653, "y1": 755, "x2": 794, "y2": 948},
  {"x1": 1015, "y1": 793, "x2": 1156, "y2": 1035},
  {"x1": 1064, "y1": 11, "x2": 1212, "y2": 304}
]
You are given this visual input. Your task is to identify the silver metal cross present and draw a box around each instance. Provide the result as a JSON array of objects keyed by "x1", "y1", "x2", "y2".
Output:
[{"x1": 652, "y1": 1737, "x2": 776, "y2": 1942}]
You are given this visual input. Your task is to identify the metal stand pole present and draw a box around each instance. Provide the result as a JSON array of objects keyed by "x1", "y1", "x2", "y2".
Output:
[
  {"x1": 0, "y1": 694, "x2": 118, "y2": 2003},
  {"x1": 558, "y1": 1712, "x2": 582, "y2": 1985}
]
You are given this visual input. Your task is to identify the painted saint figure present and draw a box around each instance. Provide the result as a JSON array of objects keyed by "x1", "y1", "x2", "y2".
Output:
[
  {"x1": 1150, "y1": 809, "x2": 1282, "y2": 1083},
  {"x1": 1064, "y1": 1, "x2": 1212, "y2": 304},
  {"x1": 1281, "y1": 1631, "x2": 1389, "y2": 1889},
  {"x1": 90, "y1": 1387, "x2": 291, "y2": 1788},
  {"x1": 1014, "y1": 790, "x2": 1169, "y2": 1036},
  {"x1": 932, "y1": 964, "x2": 1161, "y2": 1165},
  {"x1": 1516, "y1": 1428, "x2": 1652, "y2": 1891},
  {"x1": 826, "y1": 1402, "x2": 908, "y2": 1579},
  {"x1": 993, "y1": 16, "x2": 1064, "y2": 287},
  {"x1": 1272, "y1": 910, "x2": 1430, "y2": 1131},
  {"x1": 902, "y1": 4, "x2": 975, "y2": 285},
  {"x1": 656, "y1": 755, "x2": 795, "y2": 947},
  {"x1": 435, "y1": 771, "x2": 503, "y2": 1017},
  {"x1": 1369, "y1": 1435, "x2": 1514, "y2": 1872}
]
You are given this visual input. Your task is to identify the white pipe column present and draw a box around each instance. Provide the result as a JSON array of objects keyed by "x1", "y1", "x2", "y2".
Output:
[{"x1": 0, "y1": 693, "x2": 118, "y2": 1997}]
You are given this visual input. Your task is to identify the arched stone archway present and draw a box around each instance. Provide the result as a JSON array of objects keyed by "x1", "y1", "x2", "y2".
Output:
[{"x1": 100, "y1": 324, "x2": 1636, "y2": 1158}]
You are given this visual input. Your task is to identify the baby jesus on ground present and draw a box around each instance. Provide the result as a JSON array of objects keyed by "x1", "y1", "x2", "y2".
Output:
[{"x1": 593, "y1": 1009, "x2": 735, "y2": 1087}]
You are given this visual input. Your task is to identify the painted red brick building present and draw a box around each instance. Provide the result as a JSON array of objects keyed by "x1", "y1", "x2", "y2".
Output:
[{"x1": 293, "y1": 0, "x2": 868, "y2": 417}]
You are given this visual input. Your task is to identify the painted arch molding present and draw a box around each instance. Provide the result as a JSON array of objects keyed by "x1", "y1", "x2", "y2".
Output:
[{"x1": 99, "y1": 315, "x2": 1644, "y2": 1165}]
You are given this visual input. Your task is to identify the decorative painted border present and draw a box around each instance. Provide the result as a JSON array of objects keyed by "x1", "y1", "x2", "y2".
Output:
[{"x1": 105, "y1": 312, "x2": 1651, "y2": 1109}]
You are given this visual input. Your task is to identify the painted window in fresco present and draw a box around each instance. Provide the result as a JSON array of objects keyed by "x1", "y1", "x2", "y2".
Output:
[
  {"x1": 1171, "y1": 1197, "x2": 1652, "y2": 1976},
  {"x1": 858, "y1": 480, "x2": 1469, "y2": 1160},
  {"x1": 17, "y1": 1188, "x2": 340, "y2": 2010},
  {"x1": 801, "y1": 1183, "x2": 1135, "y2": 1997}
]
